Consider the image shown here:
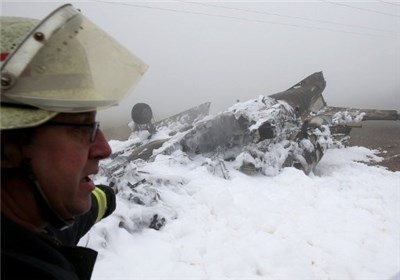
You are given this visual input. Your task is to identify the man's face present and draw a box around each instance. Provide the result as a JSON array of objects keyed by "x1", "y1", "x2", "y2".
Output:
[{"x1": 23, "y1": 112, "x2": 112, "y2": 219}]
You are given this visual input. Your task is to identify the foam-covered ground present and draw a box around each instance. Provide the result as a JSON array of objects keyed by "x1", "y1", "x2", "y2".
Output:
[{"x1": 82, "y1": 145, "x2": 400, "y2": 280}]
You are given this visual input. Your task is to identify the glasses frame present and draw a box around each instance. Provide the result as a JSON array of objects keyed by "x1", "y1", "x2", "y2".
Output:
[{"x1": 43, "y1": 121, "x2": 100, "y2": 142}]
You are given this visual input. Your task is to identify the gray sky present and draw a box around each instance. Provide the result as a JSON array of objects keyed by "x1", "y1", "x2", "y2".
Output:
[{"x1": 2, "y1": 1, "x2": 399, "y2": 136}]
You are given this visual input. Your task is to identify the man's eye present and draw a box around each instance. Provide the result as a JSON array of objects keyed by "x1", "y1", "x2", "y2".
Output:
[{"x1": 70, "y1": 126, "x2": 91, "y2": 141}]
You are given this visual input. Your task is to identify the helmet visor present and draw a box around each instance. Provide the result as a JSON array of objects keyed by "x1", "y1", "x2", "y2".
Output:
[{"x1": 1, "y1": 4, "x2": 148, "y2": 112}]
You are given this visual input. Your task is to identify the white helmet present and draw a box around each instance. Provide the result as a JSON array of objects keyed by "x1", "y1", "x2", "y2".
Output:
[{"x1": 1, "y1": 4, "x2": 148, "y2": 130}]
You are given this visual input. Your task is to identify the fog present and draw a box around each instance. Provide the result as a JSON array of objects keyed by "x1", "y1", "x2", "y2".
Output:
[{"x1": 2, "y1": 1, "x2": 399, "y2": 140}]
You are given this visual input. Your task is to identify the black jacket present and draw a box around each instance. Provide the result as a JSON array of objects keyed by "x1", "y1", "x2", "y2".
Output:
[{"x1": 1, "y1": 185, "x2": 116, "y2": 280}]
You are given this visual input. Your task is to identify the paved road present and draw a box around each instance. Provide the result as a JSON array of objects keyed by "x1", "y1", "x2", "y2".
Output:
[{"x1": 349, "y1": 120, "x2": 400, "y2": 172}]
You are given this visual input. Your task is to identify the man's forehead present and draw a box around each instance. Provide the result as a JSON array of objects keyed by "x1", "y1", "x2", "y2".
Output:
[{"x1": 51, "y1": 112, "x2": 97, "y2": 123}]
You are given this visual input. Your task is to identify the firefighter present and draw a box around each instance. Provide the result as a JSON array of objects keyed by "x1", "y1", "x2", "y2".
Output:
[{"x1": 1, "y1": 4, "x2": 147, "y2": 279}]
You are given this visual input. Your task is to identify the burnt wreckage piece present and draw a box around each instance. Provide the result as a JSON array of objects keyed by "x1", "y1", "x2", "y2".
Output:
[{"x1": 111, "y1": 71, "x2": 398, "y2": 177}]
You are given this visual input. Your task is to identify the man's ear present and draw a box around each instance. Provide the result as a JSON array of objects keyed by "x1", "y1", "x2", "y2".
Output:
[{"x1": 1, "y1": 135, "x2": 24, "y2": 168}]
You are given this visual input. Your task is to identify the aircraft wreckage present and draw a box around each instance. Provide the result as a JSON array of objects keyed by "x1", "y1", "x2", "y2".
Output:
[
  {"x1": 96, "y1": 71, "x2": 398, "y2": 230},
  {"x1": 102, "y1": 71, "x2": 398, "y2": 178}
]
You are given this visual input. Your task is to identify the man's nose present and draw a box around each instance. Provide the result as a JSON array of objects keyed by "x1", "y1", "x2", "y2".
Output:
[{"x1": 90, "y1": 129, "x2": 112, "y2": 159}]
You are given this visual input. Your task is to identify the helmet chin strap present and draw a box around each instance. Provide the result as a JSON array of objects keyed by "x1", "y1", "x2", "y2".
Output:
[{"x1": 22, "y1": 160, "x2": 75, "y2": 230}]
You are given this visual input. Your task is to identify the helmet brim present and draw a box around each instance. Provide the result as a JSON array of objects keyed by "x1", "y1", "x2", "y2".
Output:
[{"x1": 1, "y1": 105, "x2": 58, "y2": 130}]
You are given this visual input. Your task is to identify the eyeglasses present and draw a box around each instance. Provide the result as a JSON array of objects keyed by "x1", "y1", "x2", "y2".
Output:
[{"x1": 43, "y1": 121, "x2": 100, "y2": 142}]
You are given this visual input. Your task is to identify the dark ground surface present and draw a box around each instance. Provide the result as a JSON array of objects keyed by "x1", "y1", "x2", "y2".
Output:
[{"x1": 349, "y1": 120, "x2": 400, "y2": 172}]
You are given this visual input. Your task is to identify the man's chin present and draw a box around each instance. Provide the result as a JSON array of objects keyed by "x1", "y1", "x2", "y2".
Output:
[{"x1": 70, "y1": 198, "x2": 92, "y2": 218}]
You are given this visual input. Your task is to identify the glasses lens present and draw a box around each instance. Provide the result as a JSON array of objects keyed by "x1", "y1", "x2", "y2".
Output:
[{"x1": 90, "y1": 122, "x2": 100, "y2": 142}]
